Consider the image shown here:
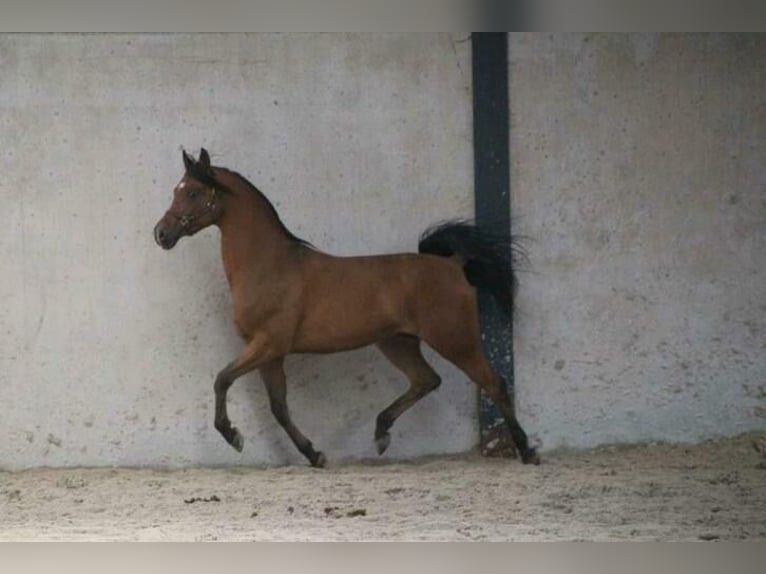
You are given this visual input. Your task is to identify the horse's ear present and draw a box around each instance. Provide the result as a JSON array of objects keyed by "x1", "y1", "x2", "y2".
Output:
[
  {"x1": 182, "y1": 149, "x2": 195, "y2": 173},
  {"x1": 198, "y1": 148, "x2": 211, "y2": 171}
]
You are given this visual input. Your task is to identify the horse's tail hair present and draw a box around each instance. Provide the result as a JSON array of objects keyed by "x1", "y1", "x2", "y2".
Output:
[{"x1": 418, "y1": 220, "x2": 525, "y2": 317}]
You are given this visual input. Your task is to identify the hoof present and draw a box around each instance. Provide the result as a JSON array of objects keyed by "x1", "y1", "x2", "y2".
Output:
[
  {"x1": 311, "y1": 451, "x2": 327, "y2": 468},
  {"x1": 375, "y1": 432, "x2": 391, "y2": 456},
  {"x1": 521, "y1": 448, "x2": 540, "y2": 465},
  {"x1": 230, "y1": 428, "x2": 244, "y2": 453}
]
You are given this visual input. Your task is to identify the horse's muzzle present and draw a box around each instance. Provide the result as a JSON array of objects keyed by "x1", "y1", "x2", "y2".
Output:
[{"x1": 153, "y1": 218, "x2": 180, "y2": 250}]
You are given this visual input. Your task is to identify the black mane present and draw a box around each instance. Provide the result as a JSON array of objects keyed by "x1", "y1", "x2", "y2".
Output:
[
  {"x1": 221, "y1": 168, "x2": 310, "y2": 246},
  {"x1": 187, "y1": 161, "x2": 310, "y2": 247}
]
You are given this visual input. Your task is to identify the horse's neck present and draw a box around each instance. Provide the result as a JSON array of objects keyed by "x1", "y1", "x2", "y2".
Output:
[{"x1": 216, "y1": 191, "x2": 294, "y2": 291}]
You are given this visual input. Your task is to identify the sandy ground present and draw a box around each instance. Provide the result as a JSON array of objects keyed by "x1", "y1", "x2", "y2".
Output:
[{"x1": 1, "y1": 432, "x2": 765, "y2": 541}]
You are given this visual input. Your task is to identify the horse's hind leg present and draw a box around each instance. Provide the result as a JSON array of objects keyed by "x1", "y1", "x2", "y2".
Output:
[
  {"x1": 259, "y1": 359, "x2": 326, "y2": 468},
  {"x1": 421, "y1": 310, "x2": 539, "y2": 464},
  {"x1": 374, "y1": 334, "x2": 442, "y2": 455},
  {"x1": 453, "y1": 349, "x2": 539, "y2": 464}
]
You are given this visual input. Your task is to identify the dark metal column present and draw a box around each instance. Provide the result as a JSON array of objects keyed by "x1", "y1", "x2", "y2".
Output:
[{"x1": 471, "y1": 32, "x2": 514, "y2": 453}]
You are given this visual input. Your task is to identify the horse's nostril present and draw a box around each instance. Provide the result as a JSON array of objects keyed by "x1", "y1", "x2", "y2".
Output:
[{"x1": 154, "y1": 224, "x2": 169, "y2": 247}]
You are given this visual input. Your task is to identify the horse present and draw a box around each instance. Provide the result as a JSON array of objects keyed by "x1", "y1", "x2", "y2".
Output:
[{"x1": 153, "y1": 148, "x2": 539, "y2": 468}]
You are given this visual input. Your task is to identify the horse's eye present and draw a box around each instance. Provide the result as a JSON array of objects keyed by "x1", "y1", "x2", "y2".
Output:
[{"x1": 187, "y1": 189, "x2": 198, "y2": 199}]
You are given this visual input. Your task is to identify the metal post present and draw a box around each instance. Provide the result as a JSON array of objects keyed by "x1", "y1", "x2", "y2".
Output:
[{"x1": 471, "y1": 32, "x2": 514, "y2": 454}]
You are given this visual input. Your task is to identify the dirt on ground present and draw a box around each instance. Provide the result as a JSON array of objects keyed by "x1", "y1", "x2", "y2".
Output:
[{"x1": 1, "y1": 433, "x2": 765, "y2": 541}]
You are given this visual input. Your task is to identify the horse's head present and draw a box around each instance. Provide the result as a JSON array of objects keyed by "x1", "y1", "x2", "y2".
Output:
[{"x1": 154, "y1": 148, "x2": 225, "y2": 250}]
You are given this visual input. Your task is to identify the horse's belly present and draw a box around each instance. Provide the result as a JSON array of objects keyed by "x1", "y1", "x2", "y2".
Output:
[
  {"x1": 292, "y1": 299, "x2": 406, "y2": 353},
  {"x1": 292, "y1": 319, "x2": 401, "y2": 353}
]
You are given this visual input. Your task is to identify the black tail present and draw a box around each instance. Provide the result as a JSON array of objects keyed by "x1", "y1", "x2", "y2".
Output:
[{"x1": 418, "y1": 220, "x2": 524, "y2": 316}]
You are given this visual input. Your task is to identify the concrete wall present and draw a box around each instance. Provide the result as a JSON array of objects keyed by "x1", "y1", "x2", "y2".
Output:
[
  {"x1": 0, "y1": 33, "x2": 476, "y2": 470},
  {"x1": 3, "y1": 33, "x2": 763, "y2": 470},
  {"x1": 510, "y1": 34, "x2": 766, "y2": 449}
]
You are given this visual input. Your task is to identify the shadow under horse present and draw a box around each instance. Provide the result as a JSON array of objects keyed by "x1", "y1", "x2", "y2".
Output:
[{"x1": 154, "y1": 148, "x2": 539, "y2": 467}]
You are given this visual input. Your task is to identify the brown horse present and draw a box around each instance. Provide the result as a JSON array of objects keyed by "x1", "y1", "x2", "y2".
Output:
[{"x1": 153, "y1": 148, "x2": 538, "y2": 468}]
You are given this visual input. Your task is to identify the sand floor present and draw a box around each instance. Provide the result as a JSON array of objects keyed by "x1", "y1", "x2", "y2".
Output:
[{"x1": 1, "y1": 432, "x2": 765, "y2": 541}]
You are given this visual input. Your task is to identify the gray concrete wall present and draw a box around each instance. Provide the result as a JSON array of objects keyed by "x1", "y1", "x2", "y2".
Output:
[
  {"x1": 510, "y1": 34, "x2": 766, "y2": 449},
  {"x1": 3, "y1": 33, "x2": 763, "y2": 470},
  {"x1": 0, "y1": 33, "x2": 476, "y2": 470}
]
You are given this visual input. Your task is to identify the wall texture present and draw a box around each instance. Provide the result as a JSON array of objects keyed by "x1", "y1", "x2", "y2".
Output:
[
  {"x1": 0, "y1": 33, "x2": 476, "y2": 470},
  {"x1": 510, "y1": 34, "x2": 765, "y2": 449},
  {"x1": 3, "y1": 33, "x2": 763, "y2": 470}
]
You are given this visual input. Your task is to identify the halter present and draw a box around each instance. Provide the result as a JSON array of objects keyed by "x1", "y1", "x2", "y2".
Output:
[{"x1": 173, "y1": 187, "x2": 219, "y2": 229}]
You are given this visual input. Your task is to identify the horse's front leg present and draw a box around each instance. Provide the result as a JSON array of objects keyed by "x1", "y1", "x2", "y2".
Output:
[
  {"x1": 213, "y1": 334, "x2": 276, "y2": 453},
  {"x1": 259, "y1": 358, "x2": 326, "y2": 468}
]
